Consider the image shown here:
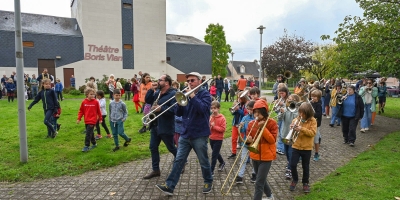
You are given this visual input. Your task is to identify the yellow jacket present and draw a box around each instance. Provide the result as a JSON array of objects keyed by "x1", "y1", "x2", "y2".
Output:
[
  {"x1": 291, "y1": 117, "x2": 317, "y2": 150},
  {"x1": 330, "y1": 88, "x2": 346, "y2": 107}
]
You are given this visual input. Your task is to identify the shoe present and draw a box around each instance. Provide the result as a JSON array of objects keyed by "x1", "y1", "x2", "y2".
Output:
[
  {"x1": 57, "y1": 124, "x2": 61, "y2": 131},
  {"x1": 313, "y1": 154, "x2": 320, "y2": 161},
  {"x1": 113, "y1": 146, "x2": 120, "y2": 152},
  {"x1": 285, "y1": 170, "x2": 292, "y2": 180},
  {"x1": 143, "y1": 170, "x2": 161, "y2": 179},
  {"x1": 289, "y1": 181, "x2": 297, "y2": 191},
  {"x1": 124, "y1": 138, "x2": 132, "y2": 147},
  {"x1": 303, "y1": 183, "x2": 310, "y2": 193},
  {"x1": 277, "y1": 149, "x2": 285, "y2": 155},
  {"x1": 329, "y1": 124, "x2": 334, "y2": 127},
  {"x1": 343, "y1": 140, "x2": 349, "y2": 144},
  {"x1": 95, "y1": 134, "x2": 102, "y2": 140},
  {"x1": 218, "y1": 162, "x2": 225, "y2": 171},
  {"x1": 365, "y1": 128, "x2": 369, "y2": 131},
  {"x1": 82, "y1": 146, "x2": 89, "y2": 152},
  {"x1": 349, "y1": 142, "x2": 355, "y2": 147},
  {"x1": 235, "y1": 176, "x2": 243, "y2": 184},
  {"x1": 250, "y1": 173, "x2": 256, "y2": 183},
  {"x1": 264, "y1": 194, "x2": 275, "y2": 200},
  {"x1": 319, "y1": 137, "x2": 321, "y2": 144},
  {"x1": 155, "y1": 183, "x2": 173, "y2": 196},
  {"x1": 52, "y1": 131, "x2": 58, "y2": 138},
  {"x1": 89, "y1": 144, "x2": 97, "y2": 150},
  {"x1": 227, "y1": 154, "x2": 236, "y2": 159},
  {"x1": 323, "y1": 113, "x2": 326, "y2": 116},
  {"x1": 138, "y1": 126, "x2": 146, "y2": 133},
  {"x1": 360, "y1": 129, "x2": 365, "y2": 133},
  {"x1": 211, "y1": 172, "x2": 214, "y2": 176},
  {"x1": 337, "y1": 123, "x2": 340, "y2": 126},
  {"x1": 326, "y1": 116, "x2": 330, "y2": 119},
  {"x1": 106, "y1": 134, "x2": 113, "y2": 138},
  {"x1": 202, "y1": 183, "x2": 212, "y2": 194},
  {"x1": 237, "y1": 144, "x2": 241, "y2": 149}
]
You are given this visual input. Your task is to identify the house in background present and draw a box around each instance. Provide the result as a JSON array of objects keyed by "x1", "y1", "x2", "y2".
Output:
[{"x1": 226, "y1": 60, "x2": 261, "y2": 81}]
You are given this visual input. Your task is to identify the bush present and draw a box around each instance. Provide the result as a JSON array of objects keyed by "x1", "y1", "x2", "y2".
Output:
[
  {"x1": 63, "y1": 87, "x2": 77, "y2": 94},
  {"x1": 78, "y1": 85, "x2": 86, "y2": 93},
  {"x1": 69, "y1": 89, "x2": 82, "y2": 95}
]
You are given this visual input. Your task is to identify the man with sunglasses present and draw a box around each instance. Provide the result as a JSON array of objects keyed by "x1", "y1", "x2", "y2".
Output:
[
  {"x1": 358, "y1": 79, "x2": 378, "y2": 133},
  {"x1": 143, "y1": 74, "x2": 177, "y2": 179},
  {"x1": 156, "y1": 72, "x2": 213, "y2": 195}
]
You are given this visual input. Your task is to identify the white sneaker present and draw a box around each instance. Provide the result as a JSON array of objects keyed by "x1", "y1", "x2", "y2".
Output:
[
  {"x1": 326, "y1": 116, "x2": 331, "y2": 119},
  {"x1": 262, "y1": 194, "x2": 275, "y2": 200},
  {"x1": 360, "y1": 129, "x2": 365, "y2": 133},
  {"x1": 365, "y1": 128, "x2": 369, "y2": 131}
]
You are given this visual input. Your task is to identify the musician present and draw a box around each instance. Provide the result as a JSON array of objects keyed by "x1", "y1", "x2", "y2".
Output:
[
  {"x1": 275, "y1": 86, "x2": 289, "y2": 156},
  {"x1": 143, "y1": 74, "x2": 177, "y2": 179},
  {"x1": 359, "y1": 79, "x2": 378, "y2": 133},
  {"x1": 337, "y1": 85, "x2": 364, "y2": 146},
  {"x1": 289, "y1": 102, "x2": 316, "y2": 193},
  {"x1": 272, "y1": 74, "x2": 284, "y2": 100},
  {"x1": 378, "y1": 78, "x2": 387, "y2": 114},
  {"x1": 156, "y1": 72, "x2": 213, "y2": 195},
  {"x1": 329, "y1": 82, "x2": 346, "y2": 127},
  {"x1": 228, "y1": 91, "x2": 248, "y2": 159},
  {"x1": 246, "y1": 99, "x2": 278, "y2": 200},
  {"x1": 37, "y1": 68, "x2": 53, "y2": 90},
  {"x1": 324, "y1": 78, "x2": 335, "y2": 118},
  {"x1": 294, "y1": 78, "x2": 308, "y2": 102}
]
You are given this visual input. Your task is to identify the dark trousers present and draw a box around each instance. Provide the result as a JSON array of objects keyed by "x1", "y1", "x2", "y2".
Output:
[
  {"x1": 252, "y1": 160, "x2": 272, "y2": 199},
  {"x1": 150, "y1": 127, "x2": 177, "y2": 171},
  {"x1": 124, "y1": 91, "x2": 131, "y2": 101},
  {"x1": 224, "y1": 91, "x2": 229, "y2": 102},
  {"x1": 290, "y1": 148, "x2": 311, "y2": 184},
  {"x1": 341, "y1": 116, "x2": 358, "y2": 143},
  {"x1": 209, "y1": 139, "x2": 224, "y2": 172},
  {"x1": 109, "y1": 91, "x2": 114, "y2": 100},
  {"x1": 44, "y1": 109, "x2": 56, "y2": 136},
  {"x1": 85, "y1": 124, "x2": 96, "y2": 147},
  {"x1": 96, "y1": 115, "x2": 110, "y2": 135},
  {"x1": 284, "y1": 144, "x2": 293, "y2": 169},
  {"x1": 56, "y1": 91, "x2": 63, "y2": 101}
]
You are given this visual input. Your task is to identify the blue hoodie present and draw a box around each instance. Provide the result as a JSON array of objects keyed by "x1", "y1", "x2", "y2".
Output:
[
  {"x1": 28, "y1": 89, "x2": 59, "y2": 111},
  {"x1": 175, "y1": 88, "x2": 212, "y2": 139}
]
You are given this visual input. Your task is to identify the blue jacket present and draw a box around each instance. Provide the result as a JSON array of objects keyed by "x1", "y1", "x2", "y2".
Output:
[
  {"x1": 175, "y1": 116, "x2": 183, "y2": 134},
  {"x1": 5, "y1": 82, "x2": 16, "y2": 92},
  {"x1": 232, "y1": 103, "x2": 246, "y2": 126},
  {"x1": 175, "y1": 88, "x2": 212, "y2": 139},
  {"x1": 55, "y1": 82, "x2": 63, "y2": 92},
  {"x1": 28, "y1": 89, "x2": 59, "y2": 111},
  {"x1": 215, "y1": 78, "x2": 224, "y2": 91},
  {"x1": 240, "y1": 114, "x2": 255, "y2": 141},
  {"x1": 145, "y1": 88, "x2": 176, "y2": 135}
]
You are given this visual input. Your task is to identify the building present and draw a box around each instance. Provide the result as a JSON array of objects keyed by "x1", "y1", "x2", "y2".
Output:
[
  {"x1": 226, "y1": 60, "x2": 261, "y2": 81},
  {"x1": 0, "y1": 0, "x2": 211, "y2": 88}
]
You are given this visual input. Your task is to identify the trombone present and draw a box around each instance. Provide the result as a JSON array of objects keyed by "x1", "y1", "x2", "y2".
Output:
[
  {"x1": 229, "y1": 90, "x2": 250, "y2": 114},
  {"x1": 175, "y1": 78, "x2": 213, "y2": 106},
  {"x1": 282, "y1": 116, "x2": 301, "y2": 145}
]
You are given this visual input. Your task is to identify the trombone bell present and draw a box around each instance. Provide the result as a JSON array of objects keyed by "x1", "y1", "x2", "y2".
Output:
[{"x1": 175, "y1": 92, "x2": 188, "y2": 106}]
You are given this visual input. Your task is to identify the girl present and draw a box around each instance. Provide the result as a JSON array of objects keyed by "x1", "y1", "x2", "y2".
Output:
[
  {"x1": 55, "y1": 78, "x2": 64, "y2": 101},
  {"x1": 275, "y1": 86, "x2": 290, "y2": 156},
  {"x1": 209, "y1": 101, "x2": 226, "y2": 176},
  {"x1": 228, "y1": 91, "x2": 248, "y2": 159},
  {"x1": 289, "y1": 102, "x2": 317, "y2": 193},
  {"x1": 246, "y1": 99, "x2": 278, "y2": 200},
  {"x1": 95, "y1": 90, "x2": 112, "y2": 139},
  {"x1": 5, "y1": 78, "x2": 15, "y2": 102},
  {"x1": 28, "y1": 79, "x2": 59, "y2": 138},
  {"x1": 138, "y1": 73, "x2": 152, "y2": 133},
  {"x1": 106, "y1": 74, "x2": 116, "y2": 100},
  {"x1": 116, "y1": 78, "x2": 124, "y2": 96},
  {"x1": 131, "y1": 78, "x2": 142, "y2": 113},
  {"x1": 209, "y1": 82, "x2": 217, "y2": 99}
]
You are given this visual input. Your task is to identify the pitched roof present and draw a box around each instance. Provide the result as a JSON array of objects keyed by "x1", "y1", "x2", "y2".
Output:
[
  {"x1": 166, "y1": 34, "x2": 210, "y2": 46},
  {"x1": 231, "y1": 60, "x2": 260, "y2": 77},
  {"x1": 0, "y1": 10, "x2": 82, "y2": 37}
]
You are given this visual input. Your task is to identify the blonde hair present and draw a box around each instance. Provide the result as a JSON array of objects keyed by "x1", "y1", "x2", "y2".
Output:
[{"x1": 85, "y1": 88, "x2": 95, "y2": 96}]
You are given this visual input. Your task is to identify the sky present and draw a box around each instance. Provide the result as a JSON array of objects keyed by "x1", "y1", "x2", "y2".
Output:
[{"x1": 1, "y1": 0, "x2": 364, "y2": 62}]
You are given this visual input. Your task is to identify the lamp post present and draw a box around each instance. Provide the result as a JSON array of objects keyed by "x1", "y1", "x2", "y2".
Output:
[
  {"x1": 257, "y1": 25, "x2": 265, "y2": 87},
  {"x1": 230, "y1": 52, "x2": 234, "y2": 62}
]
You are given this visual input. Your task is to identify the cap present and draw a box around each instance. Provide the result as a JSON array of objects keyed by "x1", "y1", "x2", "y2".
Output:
[
  {"x1": 253, "y1": 99, "x2": 269, "y2": 112},
  {"x1": 185, "y1": 72, "x2": 202, "y2": 80}
]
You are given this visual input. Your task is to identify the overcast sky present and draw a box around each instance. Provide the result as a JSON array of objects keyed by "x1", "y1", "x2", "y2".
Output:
[{"x1": 1, "y1": 0, "x2": 364, "y2": 61}]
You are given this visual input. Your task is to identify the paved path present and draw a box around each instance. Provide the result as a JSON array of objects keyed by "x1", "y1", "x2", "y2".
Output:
[{"x1": 1, "y1": 107, "x2": 399, "y2": 199}]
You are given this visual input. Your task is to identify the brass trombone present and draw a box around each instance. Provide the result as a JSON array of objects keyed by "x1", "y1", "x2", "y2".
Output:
[
  {"x1": 282, "y1": 116, "x2": 301, "y2": 145},
  {"x1": 229, "y1": 90, "x2": 250, "y2": 114},
  {"x1": 175, "y1": 78, "x2": 213, "y2": 106}
]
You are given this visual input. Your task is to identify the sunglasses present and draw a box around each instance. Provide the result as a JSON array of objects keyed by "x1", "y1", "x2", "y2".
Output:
[{"x1": 187, "y1": 79, "x2": 196, "y2": 83}]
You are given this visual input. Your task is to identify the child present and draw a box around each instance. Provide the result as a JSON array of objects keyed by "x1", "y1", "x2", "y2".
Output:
[
  {"x1": 55, "y1": 78, "x2": 64, "y2": 101},
  {"x1": 109, "y1": 89, "x2": 131, "y2": 152},
  {"x1": 28, "y1": 79, "x2": 59, "y2": 138},
  {"x1": 278, "y1": 93, "x2": 300, "y2": 180},
  {"x1": 106, "y1": 74, "x2": 116, "y2": 100},
  {"x1": 228, "y1": 91, "x2": 248, "y2": 159},
  {"x1": 209, "y1": 82, "x2": 217, "y2": 99},
  {"x1": 236, "y1": 100, "x2": 256, "y2": 184},
  {"x1": 246, "y1": 99, "x2": 278, "y2": 200},
  {"x1": 249, "y1": 87, "x2": 261, "y2": 100},
  {"x1": 229, "y1": 86, "x2": 235, "y2": 102},
  {"x1": 124, "y1": 79, "x2": 132, "y2": 101},
  {"x1": 209, "y1": 101, "x2": 226, "y2": 176},
  {"x1": 131, "y1": 78, "x2": 142, "y2": 114},
  {"x1": 95, "y1": 90, "x2": 112, "y2": 139},
  {"x1": 289, "y1": 102, "x2": 317, "y2": 193},
  {"x1": 310, "y1": 90, "x2": 322, "y2": 161},
  {"x1": 5, "y1": 78, "x2": 15, "y2": 102},
  {"x1": 275, "y1": 86, "x2": 289, "y2": 156},
  {"x1": 77, "y1": 88, "x2": 102, "y2": 152}
]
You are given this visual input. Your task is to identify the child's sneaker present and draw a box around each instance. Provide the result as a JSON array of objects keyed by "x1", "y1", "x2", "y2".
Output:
[
  {"x1": 124, "y1": 138, "x2": 132, "y2": 147},
  {"x1": 313, "y1": 154, "x2": 320, "y2": 161},
  {"x1": 82, "y1": 146, "x2": 90, "y2": 152},
  {"x1": 57, "y1": 124, "x2": 61, "y2": 131},
  {"x1": 113, "y1": 146, "x2": 120, "y2": 152},
  {"x1": 250, "y1": 173, "x2": 256, "y2": 183},
  {"x1": 95, "y1": 134, "x2": 102, "y2": 140},
  {"x1": 52, "y1": 131, "x2": 58, "y2": 138},
  {"x1": 89, "y1": 144, "x2": 97, "y2": 150},
  {"x1": 285, "y1": 170, "x2": 292, "y2": 180},
  {"x1": 303, "y1": 183, "x2": 310, "y2": 193},
  {"x1": 289, "y1": 181, "x2": 297, "y2": 191},
  {"x1": 106, "y1": 134, "x2": 113, "y2": 138}
]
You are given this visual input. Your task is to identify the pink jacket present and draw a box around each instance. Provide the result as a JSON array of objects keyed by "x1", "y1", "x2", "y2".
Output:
[{"x1": 209, "y1": 113, "x2": 226, "y2": 140}]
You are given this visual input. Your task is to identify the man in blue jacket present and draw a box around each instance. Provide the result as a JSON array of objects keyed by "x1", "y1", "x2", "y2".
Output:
[
  {"x1": 215, "y1": 74, "x2": 224, "y2": 102},
  {"x1": 143, "y1": 74, "x2": 177, "y2": 179},
  {"x1": 156, "y1": 72, "x2": 213, "y2": 195}
]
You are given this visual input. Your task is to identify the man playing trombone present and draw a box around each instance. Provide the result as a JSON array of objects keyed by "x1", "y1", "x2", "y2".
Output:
[
  {"x1": 142, "y1": 74, "x2": 178, "y2": 179},
  {"x1": 156, "y1": 72, "x2": 213, "y2": 195}
]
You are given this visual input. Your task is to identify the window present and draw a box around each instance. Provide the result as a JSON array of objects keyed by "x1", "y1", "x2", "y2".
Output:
[
  {"x1": 123, "y1": 3, "x2": 132, "y2": 9},
  {"x1": 124, "y1": 44, "x2": 132, "y2": 49},
  {"x1": 240, "y1": 66, "x2": 245, "y2": 73},
  {"x1": 166, "y1": 57, "x2": 171, "y2": 61},
  {"x1": 23, "y1": 41, "x2": 34, "y2": 48}
]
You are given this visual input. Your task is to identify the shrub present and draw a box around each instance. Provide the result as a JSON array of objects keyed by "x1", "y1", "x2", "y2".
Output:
[
  {"x1": 69, "y1": 89, "x2": 82, "y2": 95},
  {"x1": 79, "y1": 85, "x2": 86, "y2": 93},
  {"x1": 63, "y1": 87, "x2": 77, "y2": 94}
]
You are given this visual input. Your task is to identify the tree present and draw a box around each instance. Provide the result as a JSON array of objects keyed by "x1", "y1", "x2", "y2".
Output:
[
  {"x1": 321, "y1": 0, "x2": 400, "y2": 78},
  {"x1": 262, "y1": 29, "x2": 315, "y2": 80},
  {"x1": 304, "y1": 44, "x2": 338, "y2": 80},
  {"x1": 204, "y1": 23, "x2": 231, "y2": 77}
]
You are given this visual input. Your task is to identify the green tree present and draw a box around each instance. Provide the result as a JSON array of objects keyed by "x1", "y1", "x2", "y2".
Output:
[
  {"x1": 204, "y1": 23, "x2": 231, "y2": 77},
  {"x1": 304, "y1": 44, "x2": 338, "y2": 80},
  {"x1": 321, "y1": 0, "x2": 400, "y2": 78}
]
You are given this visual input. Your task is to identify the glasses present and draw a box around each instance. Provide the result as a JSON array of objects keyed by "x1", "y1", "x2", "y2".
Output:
[
  {"x1": 187, "y1": 79, "x2": 196, "y2": 83},
  {"x1": 158, "y1": 79, "x2": 165, "y2": 82}
]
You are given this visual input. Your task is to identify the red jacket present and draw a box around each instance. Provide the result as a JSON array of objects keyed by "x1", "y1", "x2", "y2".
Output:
[
  {"x1": 77, "y1": 98, "x2": 102, "y2": 125},
  {"x1": 210, "y1": 85, "x2": 217, "y2": 95},
  {"x1": 209, "y1": 113, "x2": 226, "y2": 140}
]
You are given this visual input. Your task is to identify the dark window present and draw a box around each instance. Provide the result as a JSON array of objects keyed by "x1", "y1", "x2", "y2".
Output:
[
  {"x1": 23, "y1": 41, "x2": 34, "y2": 47},
  {"x1": 124, "y1": 44, "x2": 133, "y2": 49},
  {"x1": 123, "y1": 3, "x2": 132, "y2": 9},
  {"x1": 166, "y1": 57, "x2": 171, "y2": 61}
]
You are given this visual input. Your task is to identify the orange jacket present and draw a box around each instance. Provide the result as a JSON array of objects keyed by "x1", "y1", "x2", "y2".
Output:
[
  {"x1": 139, "y1": 82, "x2": 152, "y2": 103},
  {"x1": 291, "y1": 117, "x2": 317, "y2": 150},
  {"x1": 247, "y1": 118, "x2": 278, "y2": 161},
  {"x1": 237, "y1": 78, "x2": 247, "y2": 91},
  {"x1": 209, "y1": 113, "x2": 226, "y2": 140}
]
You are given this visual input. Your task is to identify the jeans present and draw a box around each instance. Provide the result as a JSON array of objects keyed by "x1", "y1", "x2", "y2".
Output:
[
  {"x1": 361, "y1": 104, "x2": 372, "y2": 129},
  {"x1": 209, "y1": 139, "x2": 224, "y2": 173},
  {"x1": 31, "y1": 85, "x2": 38, "y2": 97},
  {"x1": 109, "y1": 91, "x2": 114, "y2": 100},
  {"x1": 44, "y1": 109, "x2": 56, "y2": 136},
  {"x1": 217, "y1": 89, "x2": 223, "y2": 102},
  {"x1": 110, "y1": 120, "x2": 129, "y2": 147},
  {"x1": 149, "y1": 127, "x2": 177, "y2": 171},
  {"x1": 124, "y1": 91, "x2": 131, "y2": 101},
  {"x1": 330, "y1": 105, "x2": 342, "y2": 125},
  {"x1": 84, "y1": 124, "x2": 96, "y2": 147},
  {"x1": 238, "y1": 145, "x2": 249, "y2": 177},
  {"x1": 277, "y1": 120, "x2": 285, "y2": 152},
  {"x1": 56, "y1": 91, "x2": 63, "y2": 101},
  {"x1": 165, "y1": 136, "x2": 213, "y2": 191},
  {"x1": 284, "y1": 144, "x2": 293, "y2": 169},
  {"x1": 252, "y1": 160, "x2": 272, "y2": 200},
  {"x1": 341, "y1": 116, "x2": 358, "y2": 143},
  {"x1": 321, "y1": 96, "x2": 325, "y2": 114},
  {"x1": 290, "y1": 149, "x2": 311, "y2": 184}
]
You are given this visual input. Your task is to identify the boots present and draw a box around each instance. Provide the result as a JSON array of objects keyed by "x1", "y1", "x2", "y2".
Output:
[
  {"x1": 138, "y1": 126, "x2": 147, "y2": 133},
  {"x1": 143, "y1": 170, "x2": 160, "y2": 179}
]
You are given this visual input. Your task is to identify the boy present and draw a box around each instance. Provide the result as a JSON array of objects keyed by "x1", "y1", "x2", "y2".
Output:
[
  {"x1": 209, "y1": 101, "x2": 226, "y2": 176},
  {"x1": 109, "y1": 89, "x2": 131, "y2": 152},
  {"x1": 310, "y1": 89, "x2": 322, "y2": 161},
  {"x1": 77, "y1": 88, "x2": 102, "y2": 152}
]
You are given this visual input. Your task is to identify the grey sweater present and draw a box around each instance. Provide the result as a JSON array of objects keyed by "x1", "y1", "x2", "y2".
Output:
[
  {"x1": 277, "y1": 107, "x2": 299, "y2": 139},
  {"x1": 109, "y1": 100, "x2": 128, "y2": 122}
]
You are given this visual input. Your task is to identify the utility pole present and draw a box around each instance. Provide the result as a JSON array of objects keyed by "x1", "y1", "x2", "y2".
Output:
[
  {"x1": 257, "y1": 25, "x2": 265, "y2": 87},
  {"x1": 230, "y1": 52, "x2": 234, "y2": 62}
]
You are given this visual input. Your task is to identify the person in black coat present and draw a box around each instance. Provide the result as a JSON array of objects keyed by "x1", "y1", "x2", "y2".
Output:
[
  {"x1": 337, "y1": 85, "x2": 364, "y2": 146},
  {"x1": 215, "y1": 74, "x2": 224, "y2": 102},
  {"x1": 124, "y1": 79, "x2": 132, "y2": 101}
]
